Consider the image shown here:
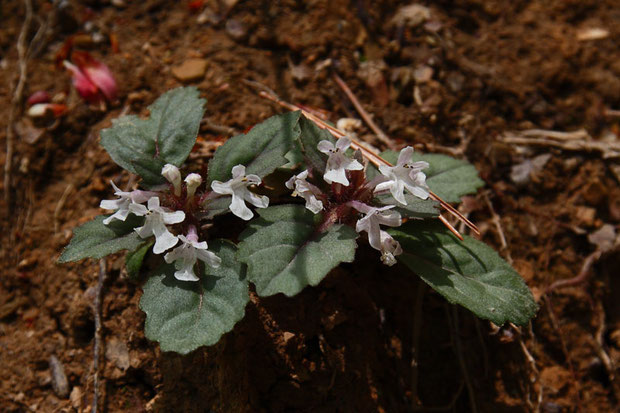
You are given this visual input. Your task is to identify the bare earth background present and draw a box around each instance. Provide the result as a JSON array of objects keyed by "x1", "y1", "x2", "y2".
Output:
[{"x1": 1, "y1": 1, "x2": 620, "y2": 412}]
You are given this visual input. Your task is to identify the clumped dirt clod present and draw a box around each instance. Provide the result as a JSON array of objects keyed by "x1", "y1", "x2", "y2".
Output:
[{"x1": 1, "y1": 1, "x2": 619, "y2": 412}]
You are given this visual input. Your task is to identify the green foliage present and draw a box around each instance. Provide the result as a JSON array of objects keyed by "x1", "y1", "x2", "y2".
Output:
[
  {"x1": 58, "y1": 215, "x2": 144, "y2": 263},
  {"x1": 237, "y1": 205, "x2": 358, "y2": 297},
  {"x1": 101, "y1": 87, "x2": 205, "y2": 185},
  {"x1": 125, "y1": 241, "x2": 153, "y2": 279},
  {"x1": 390, "y1": 221, "x2": 538, "y2": 326},
  {"x1": 207, "y1": 111, "x2": 302, "y2": 184},
  {"x1": 140, "y1": 241, "x2": 249, "y2": 354},
  {"x1": 381, "y1": 151, "x2": 484, "y2": 202}
]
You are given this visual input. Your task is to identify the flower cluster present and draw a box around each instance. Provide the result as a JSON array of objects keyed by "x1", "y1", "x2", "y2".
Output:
[
  {"x1": 285, "y1": 138, "x2": 430, "y2": 266},
  {"x1": 99, "y1": 163, "x2": 269, "y2": 281}
]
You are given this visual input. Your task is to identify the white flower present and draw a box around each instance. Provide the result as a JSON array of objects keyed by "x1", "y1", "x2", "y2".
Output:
[
  {"x1": 379, "y1": 230, "x2": 403, "y2": 266},
  {"x1": 211, "y1": 164, "x2": 269, "y2": 221},
  {"x1": 285, "y1": 170, "x2": 324, "y2": 214},
  {"x1": 185, "y1": 173, "x2": 202, "y2": 199},
  {"x1": 162, "y1": 164, "x2": 182, "y2": 196},
  {"x1": 374, "y1": 146, "x2": 430, "y2": 204},
  {"x1": 129, "y1": 196, "x2": 185, "y2": 254},
  {"x1": 353, "y1": 203, "x2": 402, "y2": 251},
  {"x1": 99, "y1": 181, "x2": 155, "y2": 225},
  {"x1": 164, "y1": 227, "x2": 221, "y2": 282},
  {"x1": 317, "y1": 138, "x2": 363, "y2": 186}
]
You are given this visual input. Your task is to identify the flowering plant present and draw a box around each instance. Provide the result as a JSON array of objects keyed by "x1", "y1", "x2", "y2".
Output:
[{"x1": 59, "y1": 87, "x2": 537, "y2": 354}]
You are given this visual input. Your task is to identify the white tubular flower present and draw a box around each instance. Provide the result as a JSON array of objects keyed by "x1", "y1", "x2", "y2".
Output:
[
  {"x1": 211, "y1": 164, "x2": 269, "y2": 221},
  {"x1": 164, "y1": 226, "x2": 221, "y2": 282},
  {"x1": 379, "y1": 230, "x2": 403, "y2": 266},
  {"x1": 285, "y1": 170, "x2": 324, "y2": 214},
  {"x1": 374, "y1": 146, "x2": 430, "y2": 204},
  {"x1": 353, "y1": 203, "x2": 402, "y2": 251},
  {"x1": 185, "y1": 173, "x2": 202, "y2": 199},
  {"x1": 129, "y1": 197, "x2": 185, "y2": 254},
  {"x1": 317, "y1": 138, "x2": 363, "y2": 186},
  {"x1": 99, "y1": 181, "x2": 155, "y2": 225},
  {"x1": 162, "y1": 164, "x2": 182, "y2": 196}
]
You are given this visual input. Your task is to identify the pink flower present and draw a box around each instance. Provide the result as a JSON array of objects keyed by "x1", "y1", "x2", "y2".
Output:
[{"x1": 63, "y1": 51, "x2": 117, "y2": 104}]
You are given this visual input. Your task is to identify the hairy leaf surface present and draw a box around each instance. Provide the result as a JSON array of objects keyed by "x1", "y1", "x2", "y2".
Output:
[
  {"x1": 390, "y1": 221, "x2": 537, "y2": 326},
  {"x1": 140, "y1": 241, "x2": 248, "y2": 354},
  {"x1": 237, "y1": 205, "x2": 358, "y2": 297}
]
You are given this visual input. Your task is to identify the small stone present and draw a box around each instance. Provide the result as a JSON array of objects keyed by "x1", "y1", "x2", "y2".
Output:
[
  {"x1": 575, "y1": 206, "x2": 596, "y2": 227},
  {"x1": 225, "y1": 19, "x2": 247, "y2": 40},
  {"x1": 49, "y1": 355, "x2": 70, "y2": 398},
  {"x1": 282, "y1": 332, "x2": 295, "y2": 344},
  {"x1": 588, "y1": 224, "x2": 617, "y2": 252},
  {"x1": 391, "y1": 4, "x2": 431, "y2": 28},
  {"x1": 106, "y1": 336, "x2": 130, "y2": 371},
  {"x1": 171, "y1": 58, "x2": 208, "y2": 82},
  {"x1": 70, "y1": 386, "x2": 82, "y2": 410},
  {"x1": 413, "y1": 65, "x2": 433, "y2": 83}
]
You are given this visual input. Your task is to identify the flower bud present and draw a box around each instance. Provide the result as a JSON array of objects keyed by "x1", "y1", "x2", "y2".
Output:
[
  {"x1": 162, "y1": 164, "x2": 182, "y2": 196},
  {"x1": 185, "y1": 173, "x2": 202, "y2": 199}
]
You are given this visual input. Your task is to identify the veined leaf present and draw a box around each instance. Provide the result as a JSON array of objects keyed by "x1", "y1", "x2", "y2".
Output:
[
  {"x1": 58, "y1": 215, "x2": 144, "y2": 263},
  {"x1": 207, "y1": 111, "x2": 302, "y2": 184},
  {"x1": 390, "y1": 221, "x2": 537, "y2": 326},
  {"x1": 237, "y1": 205, "x2": 358, "y2": 297},
  {"x1": 101, "y1": 87, "x2": 205, "y2": 185},
  {"x1": 125, "y1": 241, "x2": 153, "y2": 279},
  {"x1": 140, "y1": 240, "x2": 249, "y2": 354}
]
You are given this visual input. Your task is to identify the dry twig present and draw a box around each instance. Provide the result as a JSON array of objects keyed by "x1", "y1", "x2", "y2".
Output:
[
  {"x1": 4, "y1": 0, "x2": 33, "y2": 208},
  {"x1": 482, "y1": 192, "x2": 511, "y2": 263},
  {"x1": 544, "y1": 249, "x2": 602, "y2": 295},
  {"x1": 332, "y1": 73, "x2": 396, "y2": 150},
  {"x1": 92, "y1": 259, "x2": 107, "y2": 413},
  {"x1": 500, "y1": 129, "x2": 620, "y2": 159}
]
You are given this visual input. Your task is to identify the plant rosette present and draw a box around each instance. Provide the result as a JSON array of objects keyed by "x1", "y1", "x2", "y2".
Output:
[{"x1": 59, "y1": 87, "x2": 537, "y2": 354}]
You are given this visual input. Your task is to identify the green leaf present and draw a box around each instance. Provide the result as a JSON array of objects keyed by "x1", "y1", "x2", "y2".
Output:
[
  {"x1": 201, "y1": 195, "x2": 232, "y2": 219},
  {"x1": 381, "y1": 151, "x2": 484, "y2": 203},
  {"x1": 297, "y1": 116, "x2": 335, "y2": 173},
  {"x1": 390, "y1": 221, "x2": 537, "y2": 326},
  {"x1": 207, "y1": 111, "x2": 302, "y2": 184},
  {"x1": 125, "y1": 241, "x2": 153, "y2": 279},
  {"x1": 58, "y1": 215, "x2": 145, "y2": 263},
  {"x1": 375, "y1": 193, "x2": 440, "y2": 219},
  {"x1": 101, "y1": 87, "x2": 206, "y2": 185},
  {"x1": 237, "y1": 205, "x2": 358, "y2": 297},
  {"x1": 140, "y1": 240, "x2": 249, "y2": 354}
]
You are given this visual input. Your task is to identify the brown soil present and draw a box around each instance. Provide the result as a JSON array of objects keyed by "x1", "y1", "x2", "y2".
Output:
[{"x1": 1, "y1": 1, "x2": 620, "y2": 412}]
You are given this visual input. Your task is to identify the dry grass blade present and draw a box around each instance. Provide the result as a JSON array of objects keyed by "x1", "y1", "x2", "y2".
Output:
[
  {"x1": 332, "y1": 73, "x2": 396, "y2": 150},
  {"x1": 501, "y1": 129, "x2": 620, "y2": 159},
  {"x1": 4, "y1": 0, "x2": 33, "y2": 208}
]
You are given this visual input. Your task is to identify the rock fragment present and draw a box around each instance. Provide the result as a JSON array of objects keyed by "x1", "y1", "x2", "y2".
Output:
[
  {"x1": 49, "y1": 355, "x2": 70, "y2": 398},
  {"x1": 172, "y1": 58, "x2": 208, "y2": 82}
]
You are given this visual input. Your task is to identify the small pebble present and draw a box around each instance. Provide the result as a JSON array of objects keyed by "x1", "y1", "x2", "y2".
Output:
[
  {"x1": 49, "y1": 355, "x2": 70, "y2": 398},
  {"x1": 171, "y1": 58, "x2": 208, "y2": 82}
]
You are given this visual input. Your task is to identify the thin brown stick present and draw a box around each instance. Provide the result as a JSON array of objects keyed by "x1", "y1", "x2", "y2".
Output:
[
  {"x1": 92, "y1": 259, "x2": 107, "y2": 413},
  {"x1": 257, "y1": 89, "x2": 480, "y2": 236},
  {"x1": 483, "y1": 192, "x2": 511, "y2": 262},
  {"x1": 332, "y1": 73, "x2": 396, "y2": 149},
  {"x1": 544, "y1": 249, "x2": 602, "y2": 295},
  {"x1": 501, "y1": 130, "x2": 620, "y2": 159},
  {"x1": 4, "y1": 0, "x2": 33, "y2": 208}
]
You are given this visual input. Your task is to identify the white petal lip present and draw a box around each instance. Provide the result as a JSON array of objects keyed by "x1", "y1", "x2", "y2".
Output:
[
  {"x1": 319, "y1": 138, "x2": 363, "y2": 186},
  {"x1": 164, "y1": 232, "x2": 222, "y2": 282},
  {"x1": 286, "y1": 170, "x2": 324, "y2": 214},
  {"x1": 211, "y1": 164, "x2": 270, "y2": 220},
  {"x1": 374, "y1": 146, "x2": 430, "y2": 204},
  {"x1": 131, "y1": 196, "x2": 185, "y2": 254}
]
